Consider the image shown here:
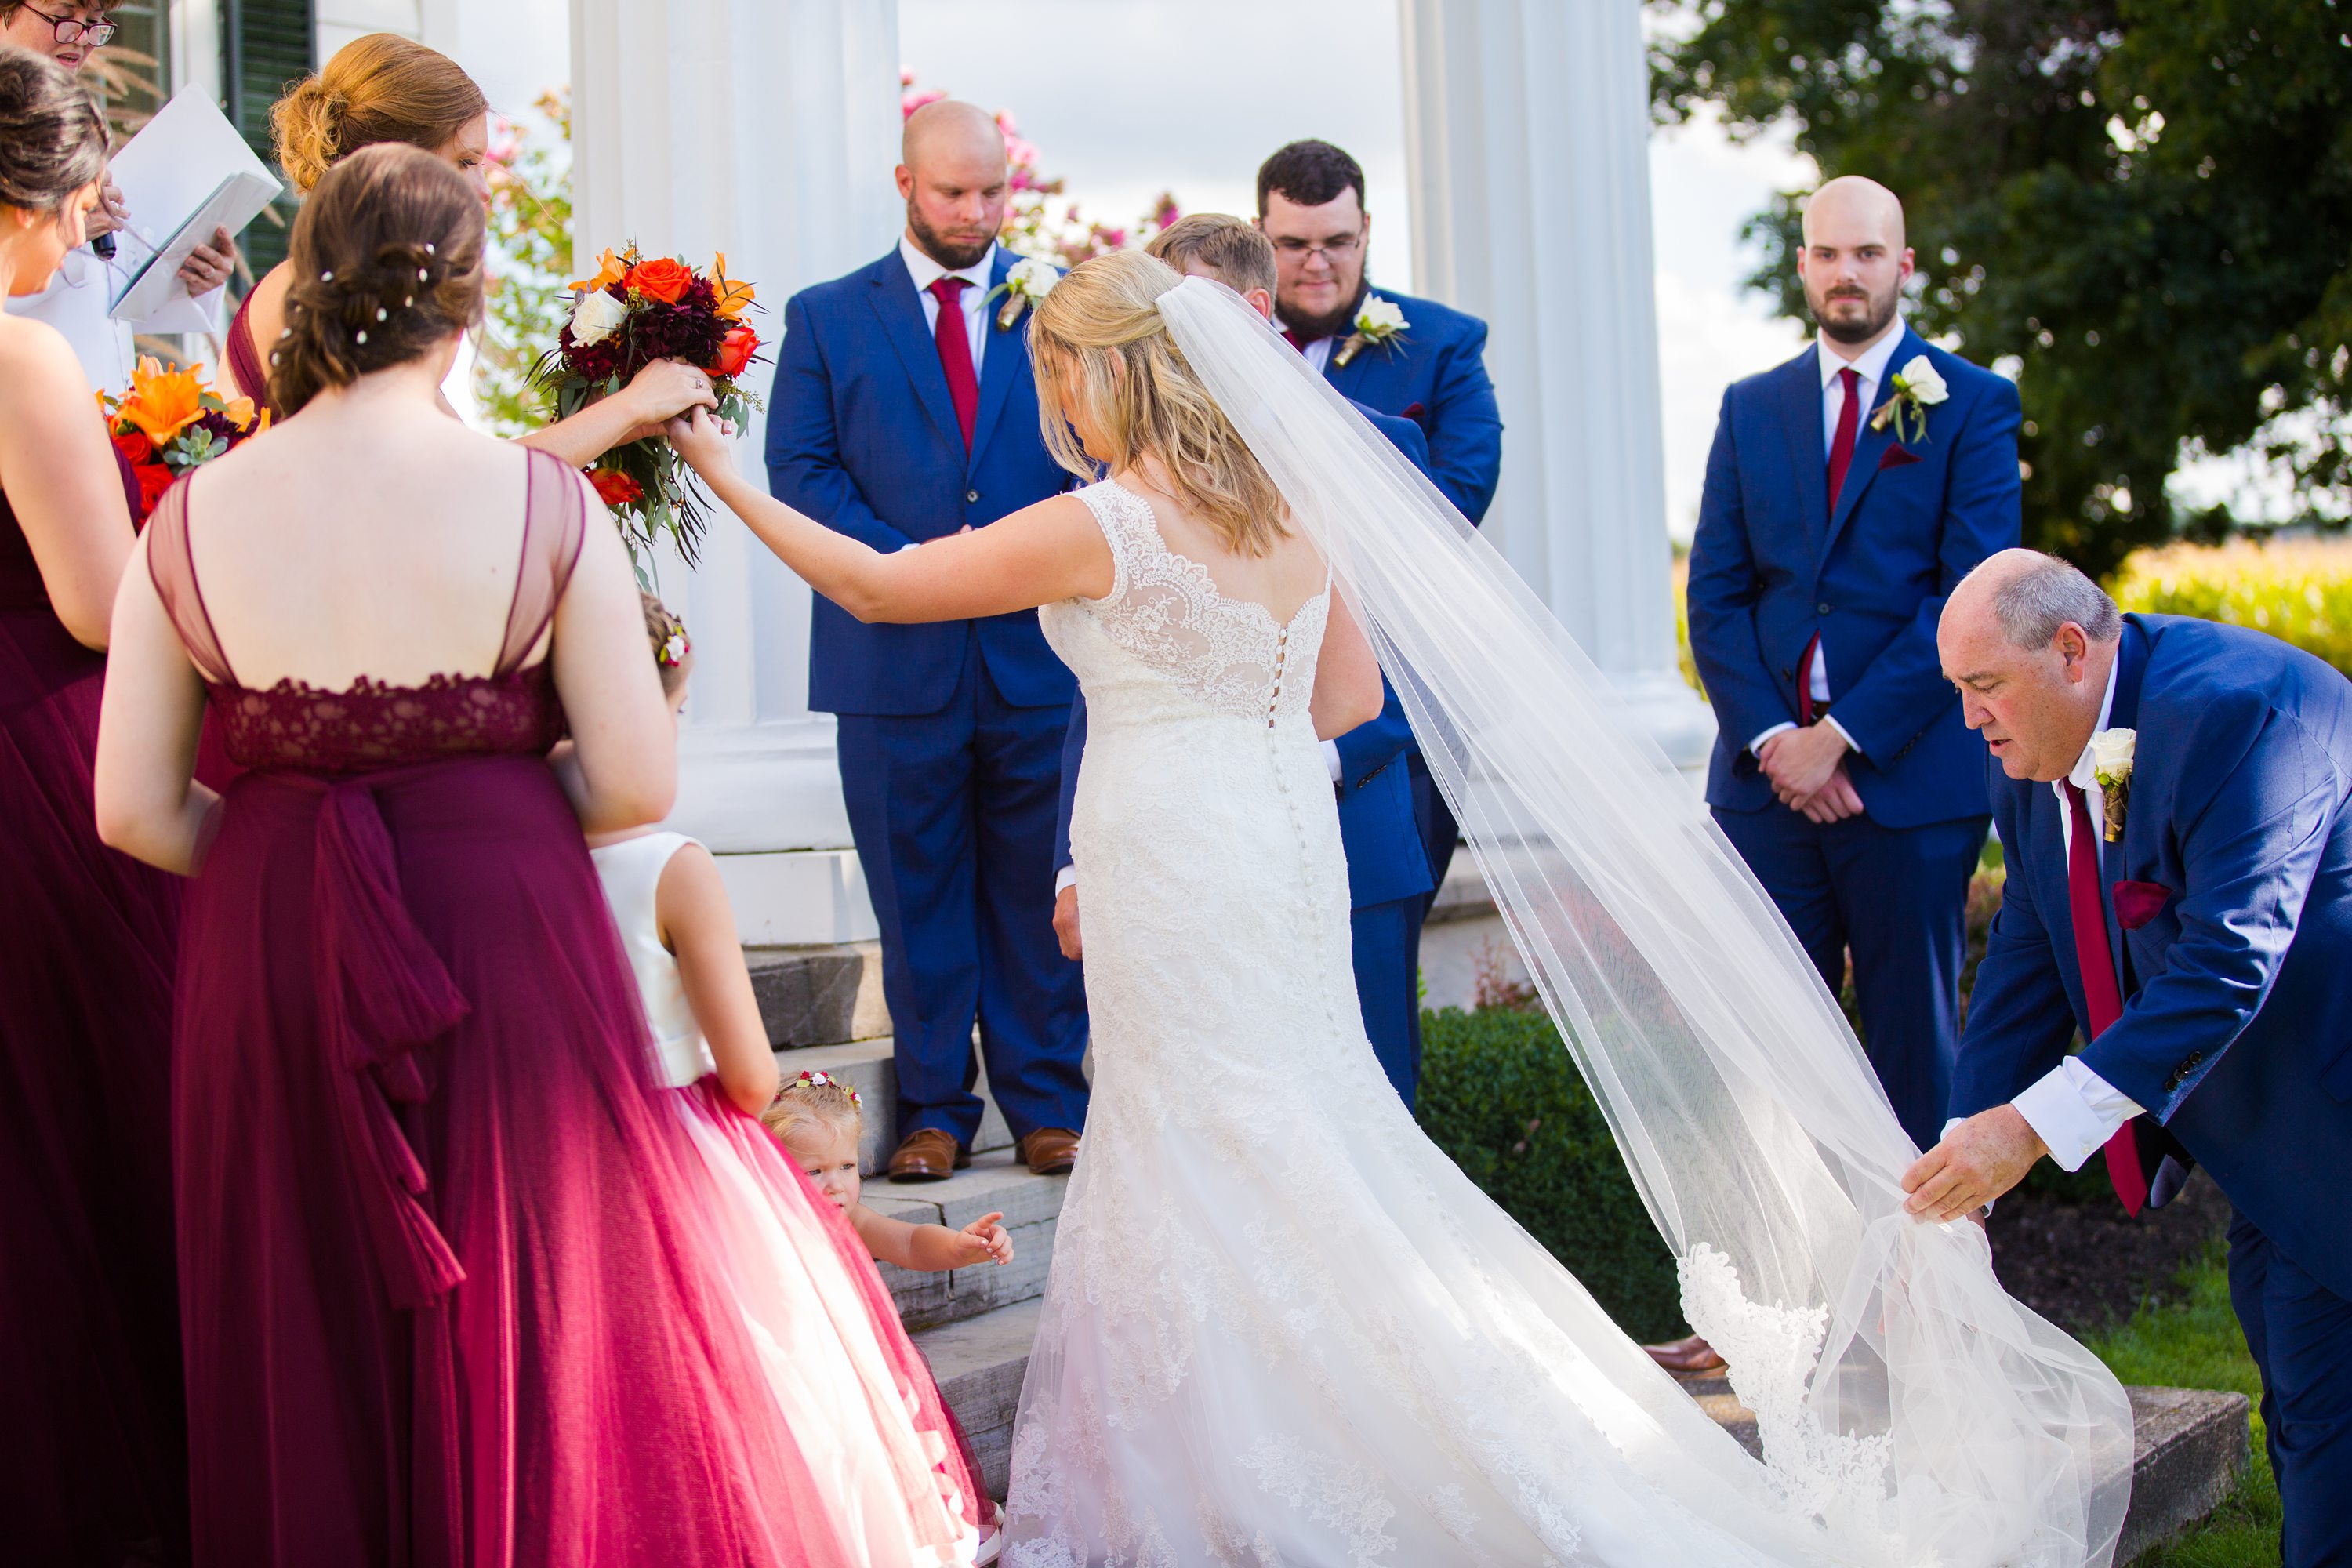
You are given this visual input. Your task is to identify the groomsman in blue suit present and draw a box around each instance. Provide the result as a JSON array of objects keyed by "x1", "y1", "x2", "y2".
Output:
[
  {"x1": 1912, "y1": 551, "x2": 2352, "y2": 1566},
  {"x1": 1049, "y1": 215, "x2": 1438, "y2": 1106},
  {"x1": 1687, "y1": 176, "x2": 2018, "y2": 1153},
  {"x1": 1253, "y1": 138, "x2": 1503, "y2": 928},
  {"x1": 766, "y1": 100, "x2": 1088, "y2": 1181}
]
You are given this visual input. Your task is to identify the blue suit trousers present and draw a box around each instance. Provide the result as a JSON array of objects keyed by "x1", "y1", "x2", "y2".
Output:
[
  {"x1": 1712, "y1": 804, "x2": 1986, "y2": 1148},
  {"x1": 1350, "y1": 896, "x2": 1426, "y2": 1111},
  {"x1": 836, "y1": 633, "x2": 1090, "y2": 1145},
  {"x1": 2230, "y1": 1211, "x2": 2352, "y2": 1568}
]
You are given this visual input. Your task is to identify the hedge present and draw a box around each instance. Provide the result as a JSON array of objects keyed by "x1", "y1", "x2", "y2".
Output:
[
  {"x1": 1414, "y1": 1006, "x2": 1686, "y2": 1341},
  {"x1": 2111, "y1": 537, "x2": 2352, "y2": 678}
]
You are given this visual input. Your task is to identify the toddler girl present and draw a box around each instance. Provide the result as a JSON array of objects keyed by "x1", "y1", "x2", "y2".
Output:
[
  {"x1": 587, "y1": 593, "x2": 988, "y2": 1566},
  {"x1": 765, "y1": 1071, "x2": 1016, "y2": 1272}
]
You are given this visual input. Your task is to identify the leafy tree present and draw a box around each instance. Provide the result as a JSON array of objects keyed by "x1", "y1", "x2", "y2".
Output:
[
  {"x1": 1650, "y1": 0, "x2": 2352, "y2": 577},
  {"x1": 477, "y1": 89, "x2": 575, "y2": 439}
]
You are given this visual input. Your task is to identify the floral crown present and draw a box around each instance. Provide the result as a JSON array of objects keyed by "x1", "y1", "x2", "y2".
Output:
[
  {"x1": 783, "y1": 1068, "x2": 860, "y2": 1108},
  {"x1": 657, "y1": 623, "x2": 690, "y2": 669}
]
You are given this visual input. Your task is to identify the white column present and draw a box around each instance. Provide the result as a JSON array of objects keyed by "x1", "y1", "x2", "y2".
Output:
[
  {"x1": 571, "y1": 0, "x2": 902, "y2": 941},
  {"x1": 1396, "y1": 0, "x2": 1715, "y2": 771}
]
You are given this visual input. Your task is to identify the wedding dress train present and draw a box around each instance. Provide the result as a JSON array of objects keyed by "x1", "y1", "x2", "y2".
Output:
[{"x1": 1003, "y1": 281, "x2": 2128, "y2": 1568}]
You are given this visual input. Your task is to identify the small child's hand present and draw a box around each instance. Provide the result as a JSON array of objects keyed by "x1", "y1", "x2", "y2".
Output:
[{"x1": 956, "y1": 1211, "x2": 1014, "y2": 1268}]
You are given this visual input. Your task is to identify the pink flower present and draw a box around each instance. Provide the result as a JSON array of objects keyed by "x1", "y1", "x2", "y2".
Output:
[
  {"x1": 995, "y1": 109, "x2": 1022, "y2": 136},
  {"x1": 901, "y1": 87, "x2": 946, "y2": 118},
  {"x1": 900, "y1": 67, "x2": 915, "y2": 86},
  {"x1": 1003, "y1": 135, "x2": 1039, "y2": 171}
]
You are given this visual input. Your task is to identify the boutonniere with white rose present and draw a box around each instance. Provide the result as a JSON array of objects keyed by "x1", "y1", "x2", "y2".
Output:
[
  {"x1": 1333, "y1": 294, "x2": 1408, "y2": 368},
  {"x1": 987, "y1": 256, "x2": 1060, "y2": 330},
  {"x1": 1867, "y1": 354, "x2": 1949, "y2": 445},
  {"x1": 2091, "y1": 728, "x2": 2136, "y2": 843}
]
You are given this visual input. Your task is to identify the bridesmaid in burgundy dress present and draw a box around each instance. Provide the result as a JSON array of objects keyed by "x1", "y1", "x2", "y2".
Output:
[
  {"x1": 226, "y1": 31, "x2": 710, "y2": 450},
  {"x1": 0, "y1": 49, "x2": 191, "y2": 1568},
  {"x1": 95, "y1": 144, "x2": 868, "y2": 1566}
]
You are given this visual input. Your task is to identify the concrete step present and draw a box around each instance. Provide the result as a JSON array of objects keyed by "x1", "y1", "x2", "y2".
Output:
[
  {"x1": 746, "y1": 941, "x2": 887, "y2": 1049},
  {"x1": 866, "y1": 1151, "x2": 1068, "y2": 1331},
  {"x1": 771, "y1": 1037, "x2": 1014, "y2": 1176},
  {"x1": 922, "y1": 1299, "x2": 2254, "y2": 1530}
]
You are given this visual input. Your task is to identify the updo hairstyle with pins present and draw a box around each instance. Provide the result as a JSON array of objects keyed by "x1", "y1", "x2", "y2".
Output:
[
  {"x1": 269, "y1": 32, "x2": 487, "y2": 194},
  {"x1": 269, "y1": 143, "x2": 485, "y2": 416},
  {"x1": 0, "y1": 42, "x2": 106, "y2": 218}
]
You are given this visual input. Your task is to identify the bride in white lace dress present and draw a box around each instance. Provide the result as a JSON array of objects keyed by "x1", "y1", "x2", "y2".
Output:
[{"x1": 671, "y1": 252, "x2": 2132, "y2": 1568}]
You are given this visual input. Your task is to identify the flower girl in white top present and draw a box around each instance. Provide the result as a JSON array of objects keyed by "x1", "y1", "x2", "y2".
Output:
[{"x1": 585, "y1": 594, "x2": 990, "y2": 1567}]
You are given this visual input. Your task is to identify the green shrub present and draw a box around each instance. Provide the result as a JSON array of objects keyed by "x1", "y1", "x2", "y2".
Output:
[
  {"x1": 1415, "y1": 1006, "x2": 1686, "y2": 1341},
  {"x1": 2111, "y1": 537, "x2": 2352, "y2": 678}
]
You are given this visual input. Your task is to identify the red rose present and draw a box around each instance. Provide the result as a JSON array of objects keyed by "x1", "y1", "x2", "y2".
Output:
[
  {"x1": 590, "y1": 468, "x2": 645, "y2": 509},
  {"x1": 111, "y1": 430, "x2": 154, "y2": 466},
  {"x1": 132, "y1": 463, "x2": 175, "y2": 521},
  {"x1": 624, "y1": 257, "x2": 694, "y2": 304},
  {"x1": 709, "y1": 323, "x2": 759, "y2": 379}
]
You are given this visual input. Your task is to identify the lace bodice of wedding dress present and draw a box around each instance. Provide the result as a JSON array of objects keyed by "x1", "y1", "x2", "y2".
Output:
[{"x1": 1008, "y1": 481, "x2": 1912, "y2": 1568}]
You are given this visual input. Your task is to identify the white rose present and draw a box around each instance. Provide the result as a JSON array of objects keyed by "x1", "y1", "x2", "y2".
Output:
[
  {"x1": 2090, "y1": 728, "x2": 2137, "y2": 776},
  {"x1": 1897, "y1": 354, "x2": 1949, "y2": 405},
  {"x1": 1010, "y1": 256, "x2": 1060, "y2": 298},
  {"x1": 1356, "y1": 295, "x2": 1407, "y2": 335},
  {"x1": 569, "y1": 289, "x2": 627, "y2": 347}
]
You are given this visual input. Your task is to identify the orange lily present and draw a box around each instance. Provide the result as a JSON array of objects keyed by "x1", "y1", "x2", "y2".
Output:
[
  {"x1": 115, "y1": 357, "x2": 207, "y2": 447},
  {"x1": 569, "y1": 245, "x2": 632, "y2": 294},
  {"x1": 713, "y1": 251, "x2": 756, "y2": 320},
  {"x1": 219, "y1": 395, "x2": 262, "y2": 433}
]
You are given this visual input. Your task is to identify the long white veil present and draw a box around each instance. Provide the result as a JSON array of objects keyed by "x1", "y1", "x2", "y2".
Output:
[{"x1": 1154, "y1": 276, "x2": 2132, "y2": 1568}]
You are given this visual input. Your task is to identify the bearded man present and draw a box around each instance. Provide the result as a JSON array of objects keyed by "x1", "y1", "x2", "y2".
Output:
[{"x1": 765, "y1": 99, "x2": 1088, "y2": 1181}]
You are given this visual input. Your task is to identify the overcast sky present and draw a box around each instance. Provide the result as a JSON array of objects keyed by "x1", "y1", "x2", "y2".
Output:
[{"x1": 488, "y1": 0, "x2": 1815, "y2": 538}]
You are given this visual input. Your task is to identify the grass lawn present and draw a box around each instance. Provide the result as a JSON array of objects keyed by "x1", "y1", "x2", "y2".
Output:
[{"x1": 2084, "y1": 1245, "x2": 2282, "y2": 1566}]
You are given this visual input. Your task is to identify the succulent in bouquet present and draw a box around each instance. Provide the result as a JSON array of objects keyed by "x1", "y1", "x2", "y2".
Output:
[
  {"x1": 539, "y1": 245, "x2": 762, "y2": 564},
  {"x1": 98, "y1": 357, "x2": 270, "y2": 524}
]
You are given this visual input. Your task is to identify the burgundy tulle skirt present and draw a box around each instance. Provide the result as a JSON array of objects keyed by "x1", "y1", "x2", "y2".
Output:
[
  {"x1": 172, "y1": 754, "x2": 874, "y2": 1566},
  {"x1": 0, "y1": 605, "x2": 189, "y2": 1567}
]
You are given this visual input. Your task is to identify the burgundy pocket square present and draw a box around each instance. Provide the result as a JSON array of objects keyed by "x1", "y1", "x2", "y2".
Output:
[
  {"x1": 1878, "y1": 445, "x2": 1923, "y2": 471},
  {"x1": 2114, "y1": 880, "x2": 2173, "y2": 930}
]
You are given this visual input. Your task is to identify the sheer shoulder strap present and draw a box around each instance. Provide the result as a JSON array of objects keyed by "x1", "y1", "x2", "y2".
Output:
[
  {"x1": 143, "y1": 475, "x2": 236, "y2": 685},
  {"x1": 496, "y1": 448, "x2": 588, "y2": 676},
  {"x1": 1073, "y1": 479, "x2": 1158, "y2": 604}
]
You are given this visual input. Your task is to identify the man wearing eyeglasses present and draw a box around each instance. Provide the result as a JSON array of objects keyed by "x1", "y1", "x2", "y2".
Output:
[
  {"x1": 1254, "y1": 137, "x2": 1502, "y2": 971},
  {"x1": 1, "y1": 1, "x2": 241, "y2": 394}
]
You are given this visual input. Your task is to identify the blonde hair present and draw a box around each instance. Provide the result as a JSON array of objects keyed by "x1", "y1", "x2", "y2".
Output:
[
  {"x1": 1029, "y1": 249, "x2": 1290, "y2": 557},
  {"x1": 762, "y1": 1073, "x2": 862, "y2": 1148},
  {"x1": 270, "y1": 34, "x2": 488, "y2": 194}
]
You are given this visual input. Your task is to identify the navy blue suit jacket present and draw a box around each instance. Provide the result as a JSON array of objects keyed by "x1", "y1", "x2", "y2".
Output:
[
  {"x1": 1315, "y1": 288, "x2": 1502, "y2": 525},
  {"x1": 1955, "y1": 615, "x2": 2352, "y2": 1297},
  {"x1": 1688, "y1": 328, "x2": 2020, "y2": 828},
  {"x1": 766, "y1": 247, "x2": 1077, "y2": 717},
  {"x1": 1054, "y1": 406, "x2": 1436, "y2": 911}
]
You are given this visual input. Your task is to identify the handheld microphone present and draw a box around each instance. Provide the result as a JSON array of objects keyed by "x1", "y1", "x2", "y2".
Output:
[{"x1": 92, "y1": 233, "x2": 115, "y2": 260}]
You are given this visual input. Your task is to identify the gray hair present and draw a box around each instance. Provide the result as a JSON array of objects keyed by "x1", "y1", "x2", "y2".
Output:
[{"x1": 1986, "y1": 552, "x2": 2121, "y2": 648}]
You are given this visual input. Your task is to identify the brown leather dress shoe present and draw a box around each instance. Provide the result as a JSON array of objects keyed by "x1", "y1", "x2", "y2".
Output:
[
  {"x1": 1017, "y1": 1127, "x2": 1080, "y2": 1175},
  {"x1": 887, "y1": 1127, "x2": 969, "y2": 1182},
  {"x1": 1642, "y1": 1333, "x2": 1727, "y2": 1376}
]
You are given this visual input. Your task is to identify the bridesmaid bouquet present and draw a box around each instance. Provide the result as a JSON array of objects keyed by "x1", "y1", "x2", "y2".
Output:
[
  {"x1": 97, "y1": 357, "x2": 270, "y2": 524},
  {"x1": 538, "y1": 244, "x2": 762, "y2": 564}
]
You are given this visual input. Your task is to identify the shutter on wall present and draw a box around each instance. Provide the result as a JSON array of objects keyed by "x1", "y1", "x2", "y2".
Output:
[{"x1": 221, "y1": 0, "x2": 313, "y2": 276}]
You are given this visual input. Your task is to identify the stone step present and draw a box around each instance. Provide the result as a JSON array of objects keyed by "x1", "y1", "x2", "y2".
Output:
[
  {"x1": 921, "y1": 1301, "x2": 2253, "y2": 1532},
  {"x1": 866, "y1": 1151, "x2": 1068, "y2": 1331},
  {"x1": 745, "y1": 941, "x2": 887, "y2": 1050},
  {"x1": 771, "y1": 1037, "x2": 1013, "y2": 1176}
]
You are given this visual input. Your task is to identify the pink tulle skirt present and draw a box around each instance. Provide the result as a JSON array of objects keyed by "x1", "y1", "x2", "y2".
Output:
[{"x1": 666, "y1": 1080, "x2": 985, "y2": 1566}]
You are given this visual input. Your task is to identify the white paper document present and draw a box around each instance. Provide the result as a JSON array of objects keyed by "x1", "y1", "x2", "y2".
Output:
[{"x1": 103, "y1": 83, "x2": 282, "y2": 325}]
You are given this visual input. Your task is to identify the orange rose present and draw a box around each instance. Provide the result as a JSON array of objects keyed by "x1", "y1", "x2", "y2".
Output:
[
  {"x1": 624, "y1": 257, "x2": 694, "y2": 304},
  {"x1": 709, "y1": 323, "x2": 759, "y2": 379},
  {"x1": 590, "y1": 468, "x2": 645, "y2": 509}
]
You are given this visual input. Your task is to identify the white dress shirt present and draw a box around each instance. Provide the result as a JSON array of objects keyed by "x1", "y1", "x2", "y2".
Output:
[
  {"x1": 1747, "y1": 325, "x2": 1907, "y2": 760},
  {"x1": 900, "y1": 234, "x2": 993, "y2": 376},
  {"x1": 3, "y1": 245, "x2": 226, "y2": 397}
]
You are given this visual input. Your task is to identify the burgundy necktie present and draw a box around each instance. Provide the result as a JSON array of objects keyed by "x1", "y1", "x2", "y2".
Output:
[
  {"x1": 929, "y1": 276, "x2": 978, "y2": 450},
  {"x1": 1825, "y1": 365, "x2": 1860, "y2": 509},
  {"x1": 1796, "y1": 368, "x2": 1864, "y2": 724},
  {"x1": 2064, "y1": 782, "x2": 2151, "y2": 1214},
  {"x1": 1283, "y1": 328, "x2": 1312, "y2": 355}
]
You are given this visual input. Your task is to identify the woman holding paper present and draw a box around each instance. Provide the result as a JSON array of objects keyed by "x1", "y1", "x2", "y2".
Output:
[
  {"x1": 0, "y1": 41, "x2": 191, "y2": 1567},
  {"x1": 0, "y1": 0, "x2": 239, "y2": 394},
  {"x1": 227, "y1": 32, "x2": 717, "y2": 461}
]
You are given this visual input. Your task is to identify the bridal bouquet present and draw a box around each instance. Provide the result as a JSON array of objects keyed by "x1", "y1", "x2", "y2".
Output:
[
  {"x1": 97, "y1": 357, "x2": 270, "y2": 524},
  {"x1": 537, "y1": 245, "x2": 762, "y2": 562}
]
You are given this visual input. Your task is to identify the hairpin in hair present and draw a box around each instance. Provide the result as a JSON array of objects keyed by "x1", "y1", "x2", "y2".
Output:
[{"x1": 785, "y1": 1069, "x2": 860, "y2": 1108}]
